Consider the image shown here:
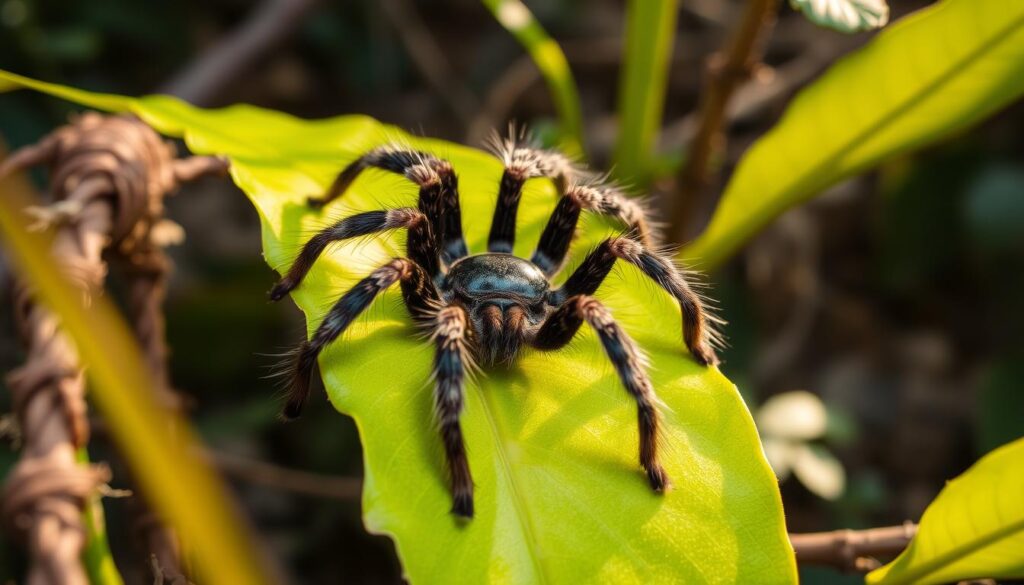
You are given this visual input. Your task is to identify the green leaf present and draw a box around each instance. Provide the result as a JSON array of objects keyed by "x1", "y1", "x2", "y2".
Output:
[
  {"x1": 613, "y1": 0, "x2": 679, "y2": 184},
  {"x1": 683, "y1": 0, "x2": 1024, "y2": 269},
  {"x1": 77, "y1": 449, "x2": 124, "y2": 585},
  {"x1": 867, "y1": 438, "x2": 1024, "y2": 585},
  {"x1": 482, "y1": 0, "x2": 584, "y2": 157},
  {"x1": 0, "y1": 69, "x2": 796, "y2": 584},
  {"x1": 789, "y1": 0, "x2": 889, "y2": 34}
]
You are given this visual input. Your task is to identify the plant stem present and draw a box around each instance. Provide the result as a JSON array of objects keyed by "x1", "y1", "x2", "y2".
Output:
[
  {"x1": 482, "y1": 0, "x2": 585, "y2": 157},
  {"x1": 672, "y1": 0, "x2": 779, "y2": 240},
  {"x1": 790, "y1": 522, "x2": 918, "y2": 572},
  {"x1": 613, "y1": 0, "x2": 680, "y2": 184},
  {"x1": 79, "y1": 449, "x2": 125, "y2": 585}
]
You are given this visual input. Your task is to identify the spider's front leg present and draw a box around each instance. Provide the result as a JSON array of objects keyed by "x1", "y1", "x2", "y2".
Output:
[
  {"x1": 555, "y1": 237, "x2": 719, "y2": 366},
  {"x1": 432, "y1": 304, "x2": 476, "y2": 517},
  {"x1": 280, "y1": 258, "x2": 439, "y2": 419},
  {"x1": 486, "y1": 138, "x2": 576, "y2": 253},
  {"x1": 531, "y1": 183, "x2": 653, "y2": 275},
  {"x1": 270, "y1": 208, "x2": 438, "y2": 300},
  {"x1": 311, "y1": 146, "x2": 468, "y2": 262},
  {"x1": 533, "y1": 295, "x2": 668, "y2": 490}
]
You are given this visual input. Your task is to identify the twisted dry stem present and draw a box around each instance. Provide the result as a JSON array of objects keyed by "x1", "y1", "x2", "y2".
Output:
[{"x1": 0, "y1": 112, "x2": 227, "y2": 584}]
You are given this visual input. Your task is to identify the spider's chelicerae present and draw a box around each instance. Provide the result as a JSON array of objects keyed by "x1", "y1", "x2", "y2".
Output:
[{"x1": 270, "y1": 132, "x2": 719, "y2": 518}]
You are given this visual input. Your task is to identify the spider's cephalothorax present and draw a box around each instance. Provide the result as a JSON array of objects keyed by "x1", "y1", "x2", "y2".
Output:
[{"x1": 270, "y1": 132, "x2": 719, "y2": 518}]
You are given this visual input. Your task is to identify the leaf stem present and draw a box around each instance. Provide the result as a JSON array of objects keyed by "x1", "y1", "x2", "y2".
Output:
[{"x1": 482, "y1": 0, "x2": 585, "y2": 157}]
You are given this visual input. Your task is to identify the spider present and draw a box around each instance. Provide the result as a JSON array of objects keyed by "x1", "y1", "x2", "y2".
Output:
[{"x1": 270, "y1": 133, "x2": 719, "y2": 518}]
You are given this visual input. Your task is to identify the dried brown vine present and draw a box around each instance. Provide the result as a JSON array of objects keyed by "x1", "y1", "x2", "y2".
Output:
[{"x1": 0, "y1": 113, "x2": 226, "y2": 584}]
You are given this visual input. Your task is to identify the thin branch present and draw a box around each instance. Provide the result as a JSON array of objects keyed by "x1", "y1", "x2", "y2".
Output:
[
  {"x1": 161, "y1": 0, "x2": 321, "y2": 106},
  {"x1": 672, "y1": 0, "x2": 780, "y2": 240},
  {"x1": 790, "y1": 522, "x2": 918, "y2": 572},
  {"x1": 380, "y1": 0, "x2": 479, "y2": 128},
  {"x1": 209, "y1": 450, "x2": 362, "y2": 502}
]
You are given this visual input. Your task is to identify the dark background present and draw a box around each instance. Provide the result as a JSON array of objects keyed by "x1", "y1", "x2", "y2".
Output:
[{"x1": 1, "y1": 0, "x2": 1023, "y2": 583}]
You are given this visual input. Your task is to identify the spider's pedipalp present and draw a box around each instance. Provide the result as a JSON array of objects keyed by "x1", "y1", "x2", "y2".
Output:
[
  {"x1": 531, "y1": 182, "x2": 654, "y2": 275},
  {"x1": 533, "y1": 295, "x2": 668, "y2": 491},
  {"x1": 432, "y1": 303, "x2": 476, "y2": 517},
  {"x1": 311, "y1": 145, "x2": 468, "y2": 264},
  {"x1": 556, "y1": 237, "x2": 719, "y2": 366},
  {"x1": 270, "y1": 207, "x2": 438, "y2": 301},
  {"x1": 279, "y1": 258, "x2": 440, "y2": 419}
]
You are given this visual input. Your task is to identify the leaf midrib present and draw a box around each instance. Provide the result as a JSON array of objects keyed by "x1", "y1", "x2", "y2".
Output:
[{"x1": 474, "y1": 381, "x2": 551, "y2": 585}]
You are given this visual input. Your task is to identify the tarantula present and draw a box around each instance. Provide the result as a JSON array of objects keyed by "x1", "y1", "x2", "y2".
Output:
[{"x1": 270, "y1": 133, "x2": 719, "y2": 518}]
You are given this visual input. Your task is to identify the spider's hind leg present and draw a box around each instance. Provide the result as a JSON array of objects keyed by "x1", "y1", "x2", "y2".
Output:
[{"x1": 533, "y1": 295, "x2": 668, "y2": 490}]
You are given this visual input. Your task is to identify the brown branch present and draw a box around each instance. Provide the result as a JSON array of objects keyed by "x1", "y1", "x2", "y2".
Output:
[
  {"x1": 209, "y1": 450, "x2": 362, "y2": 502},
  {"x1": 161, "y1": 0, "x2": 321, "y2": 106},
  {"x1": 672, "y1": 0, "x2": 780, "y2": 241},
  {"x1": 0, "y1": 113, "x2": 226, "y2": 584},
  {"x1": 380, "y1": 0, "x2": 479, "y2": 128},
  {"x1": 790, "y1": 522, "x2": 918, "y2": 573}
]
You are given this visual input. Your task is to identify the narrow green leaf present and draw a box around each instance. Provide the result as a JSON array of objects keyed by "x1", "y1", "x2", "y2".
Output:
[
  {"x1": 77, "y1": 449, "x2": 124, "y2": 585},
  {"x1": 867, "y1": 438, "x2": 1024, "y2": 585},
  {"x1": 683, "y1": 0, "x2": 1024, "y2": 269},
  {"x1": 613, "y1": 0, "x2": 679, "y2": 184},
  {"x1": 789, "y1": 0, "x2": 889, "y2": 34},
  {"x1": 482, "y1": 0, "x2": 584, "y2": 157},
  {"x1": 0, "y1": 70, "x2": 797, "y2": 584}
]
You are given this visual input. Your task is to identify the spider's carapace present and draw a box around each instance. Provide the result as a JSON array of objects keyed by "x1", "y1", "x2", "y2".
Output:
[{"x1": 269, "y1": 131, "x2": 719, "y2": 518}]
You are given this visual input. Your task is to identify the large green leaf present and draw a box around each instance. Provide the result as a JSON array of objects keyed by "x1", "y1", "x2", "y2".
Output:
[
  {"x1": 0, "y1": 70, "x2": 796, "y2": 583},
  {"x1": 683, "y1": 0, "x2": 1024, "y2": 269},
  {"x1": 867, "y1": 438, "x2": 1024, "y2": 585}
]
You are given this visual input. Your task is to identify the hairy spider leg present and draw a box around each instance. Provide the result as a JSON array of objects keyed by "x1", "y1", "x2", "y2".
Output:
[
  {"x1": 486, "y1": 143, "x2": 575, "y2": 254},
  {"x1": 269, "y1": 208, "x2": 439, "y2": 300},
  {"x1": 533, "y1": 295, "x2": 669, "y2": 490},
  {"x1": 554, "y1": 237, "x2": 719, "y2": 366},
  {"x1": 310, "y1": 146, "x2": 468, "y2": 263},
  {"x1": 432, "y1": 304, "x2": 476, "y2": 517},
  {"x1": 280, "y1": 259, "x2": 440, "y2": 420},
  {"x1": 531, "y1": 183, "x2": 654, "y2": 276}
]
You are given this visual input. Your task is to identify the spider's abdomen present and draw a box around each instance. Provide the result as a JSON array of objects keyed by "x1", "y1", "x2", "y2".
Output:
[{"x1": 444, "y1": 253, "x2": 549, "y2": 302}]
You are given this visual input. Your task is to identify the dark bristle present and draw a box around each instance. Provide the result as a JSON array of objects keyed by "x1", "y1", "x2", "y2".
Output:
[
  {"x1": 691, "y1": 344, "x2": 719, "y2": 367},
  {"x1": 451, "y1": 492, "x2": 475, "y2": 518},
  {"x1": 269, "y1": 279, "x2": 293, "y2": 301},
  {"x1": 278, "y1": 341, "x2": 316, "y2": 421},
  {"x1": 646, "y1": 464, "x2": 670, "y2": 492},
  {"x1": 279, "y1": 402, "x2": 303, "y2": 421}
]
